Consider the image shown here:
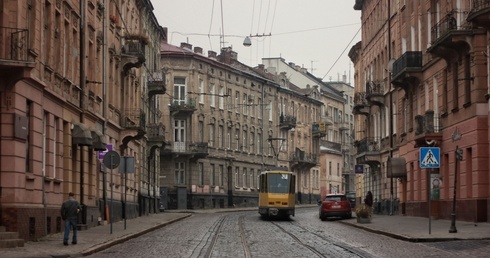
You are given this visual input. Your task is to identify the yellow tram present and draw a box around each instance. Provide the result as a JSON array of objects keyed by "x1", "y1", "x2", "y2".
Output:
[{"x1": 258, "y1": 167, "x2": 296, "y2": 218}]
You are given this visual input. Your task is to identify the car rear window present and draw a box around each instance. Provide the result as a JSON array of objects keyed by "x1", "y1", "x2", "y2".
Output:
[{"x1": 325, "y1": 195, "x2": 347, "y2": 202}]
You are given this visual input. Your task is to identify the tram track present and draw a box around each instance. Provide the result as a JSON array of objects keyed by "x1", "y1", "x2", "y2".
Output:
[
  {"x1": 191, "y1": 213, "x2": 251, "y2": 258},
  {"x1": 269, "y1": 218, "x2": 372, "y2": 258}
]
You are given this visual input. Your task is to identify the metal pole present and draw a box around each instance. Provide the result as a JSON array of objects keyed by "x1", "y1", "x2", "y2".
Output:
[
  {"x1": 429, "y1": 169, "x2": 432, "y2": 235},
  {"x1": 388, "y1": 0, "x2": 394, "y2": 216},
  {"x1": 124, "y1": 157, "x2": 127, "y2": 230},
  {"x1": 79, "y1": 0, "x2": 86, "y2": 225},
  {"x1": 110, "y1": 154, "x2": 113, "y2": 234},
  {"x1": 449, "y1": 146, "x2": 459, "y2": 233}
]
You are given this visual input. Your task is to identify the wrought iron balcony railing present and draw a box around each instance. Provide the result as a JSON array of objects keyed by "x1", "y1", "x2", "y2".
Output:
[
  {"x1": 312, "y1": 122, "x2": 327, "y2": 137},
  {"x1": 355, "y1": 137, "x2": 380, "y2": 154},
  {"x1": 391, "y1": 51, "x2": 423, "y2": 79},
  {"x1": 148, "y1": 72, "x2": 166, "y2": 96},
  {"x1": 147, "y1": 123, "x2": 165, "y2": 142},
  {"x1": 0, "y1": 26, "x2": 29, "y2": 62},
  {"x1": 169, "y1": 99, "x2": 197, "y2": 113},
  {"x1": 320, "y1": 140, "x2": 342, "y2": 152},
  {"x1": 279, "y1": 114, "x2": 297, "y2": 129},
  {"x1": 162, "y1": 141, "x2": 209, "y2": 155},
  {"x1": 289, "y1": 151, "x2": 318, "y2": 164},
  {"x1": 121, "y1": 108, "x2": 146, "y2": 131},
  {"x1": 366, "y1": 81, "x2": 385, "y2": 96},
  {"x1": 353, "y1": 92, "x2": 368, "y2": 106}
]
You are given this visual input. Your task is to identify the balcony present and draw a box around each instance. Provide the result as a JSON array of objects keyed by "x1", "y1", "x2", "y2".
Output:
[
  {"x1": 391, "y1": 51, "x2": 423, "y2": 90},
  {"x1": 366, "y1": 81, "x2": 385, "y2": 106},
  {"x1": 170, "y1": 99, "x2": 196, "y2": 116},
  {"x1": 312, "y1": 122, "x2": 327, "y2": 138},
  {"x1": 120, "y1": 109, "x2": 146, "y2": 148},
  {"x1": 427, "y1": 10, "x2": 473, "y2": 59},
  {"x1": 320, "y1": 140, "x2": 342, "y2": 153},
  {"x1": 355, "y1": 137, "x2": 381, "y2": 167},
  {"x1": 279, "y1": 114, "x2": 296, "y2": 130},
  {"x1": 414, "y1": 110, "x2": 443, "y2": 147},
  {"x1": 147, "y1": 123, "x2": 165, "y2": 145},
  {"x1": 320, "y1": 116, "x2": 333, "y2": 127},
  {"x1": 352, "y1": 92, "x2": 369, "y2": 116},
  {"x1": 467, "y1": 0, "x2": 490, "y2": 28},
  {"x1": 342, "y1": 167, "x2": 351, "y2": 176},
  {"x1": 161, "y1": 141, "x2": 209, "y2": 159},
  {"x1": 121, "y1": 36, "x2": 146, "y2": 73},
  {"x1": 0, "y1": 26, "x2": 35, "y2": 78},
  {"x1": 122, "y1": 108, "x2": 146, "y2": 131},
  {"x1": 339, "y1": 121, "x2": 349, "y2": 131},
  {"x1": 148, "y1": 72, "x2": 166, "y2": 97},
  {"x1": 289, "y1": 148, "x2": 318, "y2": 169}
]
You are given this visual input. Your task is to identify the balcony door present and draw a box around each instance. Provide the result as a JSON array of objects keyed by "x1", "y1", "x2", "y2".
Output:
[{"x1": 174, "y1": 120, "x2": 186, "y2": 152}]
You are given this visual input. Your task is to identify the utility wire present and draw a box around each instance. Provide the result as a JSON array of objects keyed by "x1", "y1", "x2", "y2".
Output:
[
  {"x1": 208, "y1": 0, "x2": 216, "y2": 51},
  {"x1": 321, "y1": 26, "x2": 361, "y2": 81},
  {"x1": 263, "y1": 0, "x2": 271, "y2": 33}
]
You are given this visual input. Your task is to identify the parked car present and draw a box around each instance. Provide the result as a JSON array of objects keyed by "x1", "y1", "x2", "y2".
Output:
[
  {"x1": 319, "y1": 193, "x2": 352, "y2": 221},
  {"x1": 346, "y1": 192, "x2": 356, "y2": 209}
]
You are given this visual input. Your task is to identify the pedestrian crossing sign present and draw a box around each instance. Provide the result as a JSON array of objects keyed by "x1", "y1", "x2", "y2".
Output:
[{"x1": 420, "y1": 147, "x2": 440, "y2": 168}]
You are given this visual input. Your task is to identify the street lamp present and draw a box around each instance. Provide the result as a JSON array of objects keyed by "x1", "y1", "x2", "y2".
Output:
[
  {"x1": 242, "y1": 33, "x2": 271, "y2": 47},
  {"x1": 243, "y1": 36, "x2": 251, "y2": 46}
]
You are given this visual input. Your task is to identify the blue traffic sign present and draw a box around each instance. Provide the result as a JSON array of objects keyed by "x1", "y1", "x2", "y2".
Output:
[{"x1": 420, "y1": 147, "x2": 440, "y2": 168}]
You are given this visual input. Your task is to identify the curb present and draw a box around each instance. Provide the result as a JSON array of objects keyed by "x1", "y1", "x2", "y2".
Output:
[
  {"x1": 338, "y1": 220, "x2": 490, "y2": 243},
  {"x1": 80, "y1": 214, "x2": 192, "y2": 256}
]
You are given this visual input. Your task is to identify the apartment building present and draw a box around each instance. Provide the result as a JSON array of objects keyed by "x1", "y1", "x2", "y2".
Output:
[
  {"x1": 351, "y1": 0, "x2": 490, "y2": 222},
  {"x1": 159, "y1": 44, "x2": 323, "y2": 208},
  {"x1": 0, "y1": 0, "x2": 165, "y2": 241},
  {"x1": 261, "y1": 58, "x2": 352, "y2": 197}
]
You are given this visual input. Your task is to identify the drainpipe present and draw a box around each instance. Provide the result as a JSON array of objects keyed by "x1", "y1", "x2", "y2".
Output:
[
  {"x1": 388, "y1": 0, "x2": 394, "y2": 216},
  {"x1": 102, "y1": 0, "x2": 108, "y2": 222},
  {"x1": 79, "y1": 0, "x2": 86, "y2": 223},
  {"x1": 42, "y1": 113, "x2": 47, "y2": 236}
]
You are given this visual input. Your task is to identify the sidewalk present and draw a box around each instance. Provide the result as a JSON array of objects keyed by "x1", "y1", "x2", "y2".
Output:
[
  {"x1": 0, "y1": 212, "x2": 193, "y2": 258},
  {"x1": 2, "y1": 207, "x2": 490, "y2": 258},
  {"x1": 339, "y1": 214, "x2": 490, "y2": 242}
]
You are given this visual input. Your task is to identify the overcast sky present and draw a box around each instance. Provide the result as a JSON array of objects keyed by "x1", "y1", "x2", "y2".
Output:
[{"x1": 152, "y1": 0, "x2": 361, "y2": 84}]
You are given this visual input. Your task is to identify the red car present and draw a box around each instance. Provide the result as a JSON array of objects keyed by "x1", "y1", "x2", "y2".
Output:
[{"x1": 319, "y1": 194, "x2": 352, "y2": 221}]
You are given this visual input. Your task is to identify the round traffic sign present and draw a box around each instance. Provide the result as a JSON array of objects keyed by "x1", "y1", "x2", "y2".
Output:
[{"x1": 103, "y1": 150, "x2": 120, "y2": 169}]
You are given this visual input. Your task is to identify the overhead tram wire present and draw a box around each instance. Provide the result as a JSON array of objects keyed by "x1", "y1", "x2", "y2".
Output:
[
  {"x1": 321, "y1": 26, "x2": 361, "y2": 81},
  {"x1": 208, "y1": 0, "x2": 216, "y2": 51}
]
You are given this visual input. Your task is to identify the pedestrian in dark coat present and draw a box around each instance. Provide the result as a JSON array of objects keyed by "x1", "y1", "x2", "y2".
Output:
[
  {"x1": 365, "y1": 191, "x2": 373, "y2": 207},
  {"x1": 61, "y1": 192, "x2": 81, "y2": 245},
  {"x1": 365, "y1": 191, "x2": 373, "y2": 217}
]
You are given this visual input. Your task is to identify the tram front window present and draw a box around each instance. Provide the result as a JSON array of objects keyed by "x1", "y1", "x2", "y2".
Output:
[{"x1": 269, "y1": 174, "x2": 289, "y2": 193}]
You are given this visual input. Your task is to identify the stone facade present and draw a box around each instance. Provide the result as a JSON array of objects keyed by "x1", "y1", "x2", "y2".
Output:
[
  {"x1": 351, "y1": 0, "x2": 490, "y2": 222},
  {"x1": 0, "y1": 0, "x2": 165, "y2": 241},
  {"x1": 159, "y1": 43, "x2": 324, "y2": 209}
]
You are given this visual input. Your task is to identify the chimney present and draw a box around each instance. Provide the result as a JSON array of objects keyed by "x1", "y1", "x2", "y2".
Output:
[
  {"x1": 208, "y1": 50, "x2": 217, "y2": 59},
  {"x1": 194, "y1": 46, "x2": 203, "y2": 54},
  {"x1": 180, "y1": 42, "x2": 192, "y2": 50},
  {"x1": 289, "y1": 62, "x2": 295, "y2": 67},
  {"x1": 343, "y1": 74, "x2": 347, "y2": 83},
  {"x1": 218, "y1": 47, "x2": 237, "y2": 65},
  {"x1": 162, "y1": 27, "x2": 168, "y2": 43},
  {"x1": 258, "y1": 64, "x2": 265, "y2": 70},
  {"x1": 300, "y1": 67, "x2": 308, "y2": 73}
]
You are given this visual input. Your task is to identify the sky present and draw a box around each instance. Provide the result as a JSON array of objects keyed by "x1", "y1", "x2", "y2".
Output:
[{"x1": 151, "y1": 0, "x2": 361, "y2": 84}]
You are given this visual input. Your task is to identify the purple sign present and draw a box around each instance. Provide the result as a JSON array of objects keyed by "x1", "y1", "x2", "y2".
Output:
[
  {"x1": 355, "y1": 164, "x2": 364, "y2": 174},
  {"x1": 98, "y1": 144, "x2": 112, "y2": 160}
]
